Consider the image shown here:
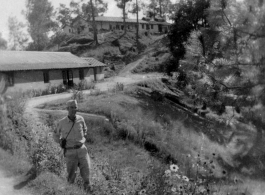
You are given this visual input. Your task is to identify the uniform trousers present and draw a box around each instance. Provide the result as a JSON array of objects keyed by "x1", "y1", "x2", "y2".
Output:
[{"x1": 65, "y1": 144, "x2": 91, "y2": 189}]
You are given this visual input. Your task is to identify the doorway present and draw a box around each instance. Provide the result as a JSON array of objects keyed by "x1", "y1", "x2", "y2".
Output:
[
  {"x1": 158, "y1": 24, "x2": 162, "y2": 33},
  {"x1": 62, "y1": 70, "x2": 74, "y2": 87}
]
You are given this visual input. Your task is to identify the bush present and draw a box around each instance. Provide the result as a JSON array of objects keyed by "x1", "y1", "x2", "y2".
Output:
[
  {"x1": 0, "y1": 94, "x2": 32, "y2": 156},
  {"x1": 123, "y1": 51, "x2": 138, "y2": 64},
  {"x1": 72, "y1": 89, "x2": 84, "y2": 103},
  {"x1": 29, "y1": 129, "x2": 64, "y2": 176},
  {"x1": 77, "y1": 79, "x2": 95, "y2": 90}
]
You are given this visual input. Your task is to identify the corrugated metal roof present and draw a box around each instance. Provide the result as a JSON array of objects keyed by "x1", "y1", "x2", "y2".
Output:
[
  {"x1": 95, "y1": 16, "x2": 149, "y2": 24},
  {"x1": 0, "y1": 51, "x2": 106, "y2": 71}
]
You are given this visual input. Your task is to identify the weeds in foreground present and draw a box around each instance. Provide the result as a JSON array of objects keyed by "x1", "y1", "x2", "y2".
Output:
[{"x1": 29, "y1": 129, "x2": 63, "y2": 176}]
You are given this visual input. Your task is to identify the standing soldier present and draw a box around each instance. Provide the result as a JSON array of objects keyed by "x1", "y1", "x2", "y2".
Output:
[{"x1": 54, "y1": 100, "x2": 91, "y2": 192}]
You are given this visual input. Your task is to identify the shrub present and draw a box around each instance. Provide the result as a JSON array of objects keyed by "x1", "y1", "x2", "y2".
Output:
[
  {"x1": 114, "y1": 82, "x2": 124, "y2": 92},
  {"x1": 0, "y1": 94, "x2": 32, "y2": 156},
  {"x1": 72, "y1": 89, "x2": 84, "y2": 103},
  {"x1": 77, "y1": 79, "x2": 95, "y2": 90},
  {"x1": 29, "y1": 125, "x2": 64, "y2": 176},
  {"x1": 123, "y1": 51, "x2": 138, "y2": 64}
]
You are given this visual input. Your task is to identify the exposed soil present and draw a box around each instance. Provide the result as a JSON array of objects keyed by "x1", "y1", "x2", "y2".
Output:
[{"x1": 0, "y1": 168, "x2": 31, "y2": 195}]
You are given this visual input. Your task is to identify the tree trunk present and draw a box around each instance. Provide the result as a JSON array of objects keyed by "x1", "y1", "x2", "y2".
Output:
[
  {"x1": 159, "y1": 0, "x2": 162, "y2": 16},
  {"x1": 90, "y1": 0, "x2": 98, "y2": 45},
  {"x1": 122, "y1": 0, "x2": 127, "y2": 36},
  {"x1": 136, "y1": 0, "x2": 139, "y2": 52}
]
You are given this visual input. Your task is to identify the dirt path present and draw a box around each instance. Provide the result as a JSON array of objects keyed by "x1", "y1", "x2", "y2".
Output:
[
  {"x1": 1, "y1": 56, "x2": 165, "y2": 195},
  {"x1": 0, "y1": 169, "x2": 30, "y2": 195}
]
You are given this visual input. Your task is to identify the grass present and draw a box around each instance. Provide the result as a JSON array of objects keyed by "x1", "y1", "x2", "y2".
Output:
[
  {"x1": 28, "y1": 172, "x2": 88, "y2": 195},
  {"x1": 3, "y1": 86, "x2": 265, "y2": 194},
  {"x1": 39, "y1": 91, "x2": 231, "y2": 176},
  {"x1": 37, "y1": 89, "x2": 265, "y2": 194}
]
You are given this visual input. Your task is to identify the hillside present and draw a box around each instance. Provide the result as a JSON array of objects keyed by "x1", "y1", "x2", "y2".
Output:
[
  {"x1": 27, "y1": 53, "x2": 265, "y2": 195},
  {"x1": 1, "y1": 30, "x2": 264, "y2": 195}
]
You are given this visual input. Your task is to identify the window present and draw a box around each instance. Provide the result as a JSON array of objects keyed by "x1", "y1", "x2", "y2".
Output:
[
  {"x1": 151, "y1": 24, "x2": 153, "y2": 29},
  {"x1": 7, "y1": 72, "x2": 14, "y2": 86},
  {"x1": 116, "y1": 25, "x2": 120, "y2": 30},
  {"x1": 146, "y1": 24, "x2": 150, "y2": 30},
  {"x1": 43, "y1": 71, "x2": 49, "y2": 83},
  {"x1": 69, "y1": 29, "x2": 71, "y2": 33},
  {"x1": 79, "y1": 69, "x2": 84, "y2": 80},
  {"x1": 142, "y1": 24, "x2": 144, "y2": 29}
]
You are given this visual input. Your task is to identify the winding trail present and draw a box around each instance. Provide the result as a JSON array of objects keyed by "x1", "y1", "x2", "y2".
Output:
[{"x1": 0, "y1": 59, "x2": 161, "y2": 194}]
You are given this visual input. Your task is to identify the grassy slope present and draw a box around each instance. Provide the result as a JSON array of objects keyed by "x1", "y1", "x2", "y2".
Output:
[{"x1": 38, "y1": 87, "x2": 256, "y2": 194}]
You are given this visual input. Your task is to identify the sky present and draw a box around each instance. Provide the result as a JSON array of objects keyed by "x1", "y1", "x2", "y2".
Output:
[{"x1": 0, "y1": 0, "x2": 153, "y2": 41}]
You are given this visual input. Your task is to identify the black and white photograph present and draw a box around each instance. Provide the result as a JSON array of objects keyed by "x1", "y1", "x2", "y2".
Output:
[{"x1": 0, "y1": 0, "x2": 264, "y2": 194}]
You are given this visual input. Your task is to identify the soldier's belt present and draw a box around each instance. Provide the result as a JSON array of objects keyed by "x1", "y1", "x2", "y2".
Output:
[{"x1": 65, "y1": 144, "x2": 83, "y2": 150}]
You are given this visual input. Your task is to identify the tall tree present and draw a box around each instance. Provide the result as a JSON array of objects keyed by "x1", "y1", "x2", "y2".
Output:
[
  {"x1": 129, "y1": 0, "x2": 145, "y2": 50},
  {"x1": 147, "y1": 0, "x2": 173, "y2": 18},
  {"x1": 24, "y1": 0, "x2": 57, "y2": 51},
  {"x1": 56, "y1": 4, "x2": 74, "y2": 27},
  {"x1": 0, "y1": 33, "x2": 7, "y2": 50},
  {"x1": 90, "y1": 0, "x2": 98, "y2": 45},
  {"x1": 82, "y1": 0, "x2": 108, "y2": 45},
  {"x1": 115, "y1": 0, "x2": 132, "y2": 36},
  {"x1": 56, "y1": 0, "x2": 108, "y2": 45},
  {"x1": 8, "y1": 16, "x2": 29, "y2": 50},
  {"x1": 180, "y1": 0, "x2": 265, "y2": 160},
  {"x1": 167, "y1": 0, "x2": 210, "y2": 72}
]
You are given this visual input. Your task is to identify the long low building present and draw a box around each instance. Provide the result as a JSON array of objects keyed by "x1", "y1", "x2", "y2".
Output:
[
  {"x1": 0, "y1": 51, "x2": 106, "y2": 94},
  {"x1": 63, "y1": 16, "x2": 171, "y2": 36}
]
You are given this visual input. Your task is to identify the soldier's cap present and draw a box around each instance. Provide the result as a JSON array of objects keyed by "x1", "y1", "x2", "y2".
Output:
[{"x1": 66, "y1": 100, "x2": 77, "y2": 107}]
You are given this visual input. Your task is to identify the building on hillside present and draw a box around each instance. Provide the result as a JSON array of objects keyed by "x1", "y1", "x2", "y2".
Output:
[
  {"x1": 0, "y1": 51, "x2": 106, "y2": 94},
  {"x1": 62, "y1": 16, "x2": 171, "y2": 36}
]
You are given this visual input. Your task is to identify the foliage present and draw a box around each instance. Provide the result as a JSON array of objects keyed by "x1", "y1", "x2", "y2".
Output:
[
  {"x1": 179, "y1": 0, "x2": 265, "y2": 115},
  {"x1": 8, "y1": 16, "x2": 29, "y2": 50},
  {"x1": 28, "y1": 172, "x2": 88, "y2": 195},
  {"x1": 147, "y1": 0, "x2": 176, "y2": 19},
  {"x1": 24, "y1": 0, "x2": 57, "y2": 51},
  {"x1": 81, "y1": 0, "x2": 108, "y2": 17},
  {"x1": 77, "y1": 79, "x2": 96, "y2": 90},
  {"x1": 1, "y1": 94, "x2": 32, "y2": 157},
  {"x1": 0, "y1": 33, "x2": 7, "y2": 50},
  {"x1": 56, "y1": 3, "x2": 73, "y2": 27},
  {"x1": 115, "y1": 0, "x2": 132, "y2": 36},
  {"x1": 168, "y1": 0, "x2": 210, "y2": 69},
  {"x1": 49, "y1": 30, "x2": 72, "y2": 49},
  {"x1": 56, "y1": 0, "x2": 108, "y2": 45},
  {"x1": 29, "y1": 125, "x2": 63, "y2": 176}
]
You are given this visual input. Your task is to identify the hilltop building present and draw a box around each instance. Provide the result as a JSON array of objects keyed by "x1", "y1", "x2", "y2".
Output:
[
  {"x1": 0, "y1": 51, "x2": 106, "y2": 94},
  {"x1": 62, "y1": 15, "x2": 171, "y2": 36}
]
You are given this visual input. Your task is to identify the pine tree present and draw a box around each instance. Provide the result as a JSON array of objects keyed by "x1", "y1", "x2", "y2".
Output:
[
  {"x1": 0, "y1": 33, "x2": 7, "y2": 50},
  {"x1": 115, "y1": 0, "x2": 132, "y2": 36},
  {"x1": 24, "y1": 0, "x2": 57, "y2": 51},
  {"x1": 182, "y1": 0, "x2": 265, "y2": 121},
  {"x1": 8, "y1": 16, "x2": 29, "y2": 50}
]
